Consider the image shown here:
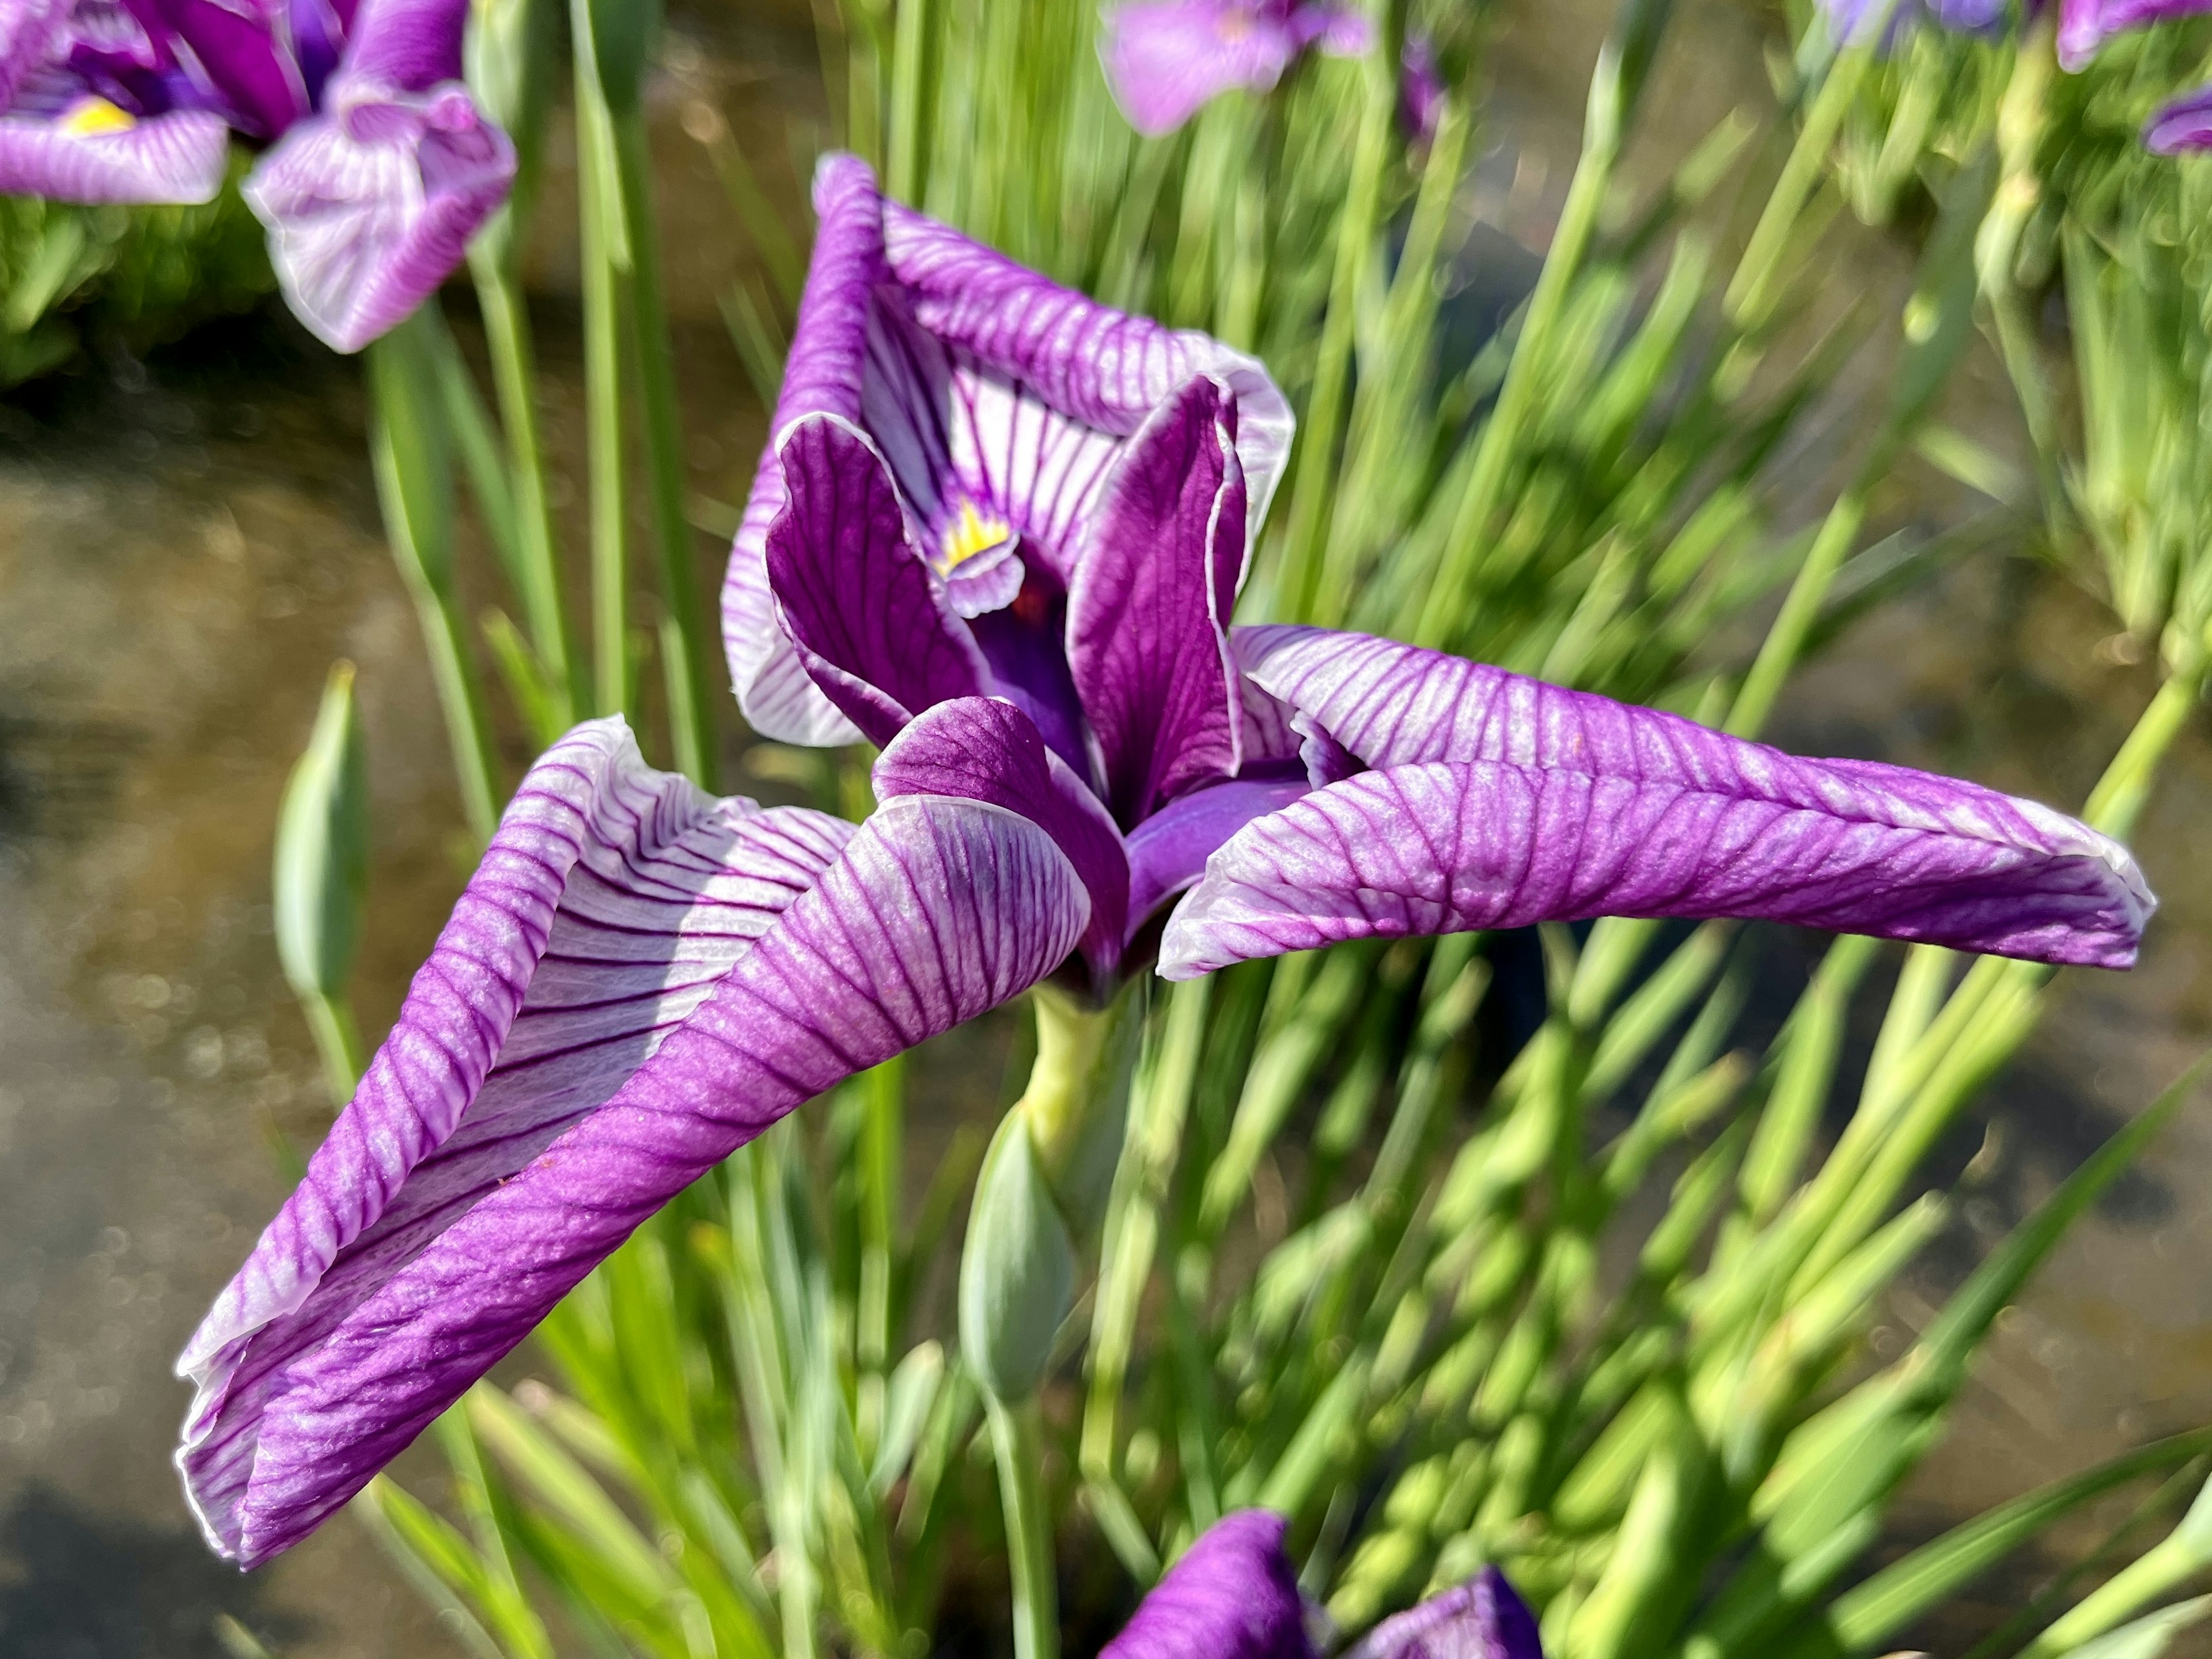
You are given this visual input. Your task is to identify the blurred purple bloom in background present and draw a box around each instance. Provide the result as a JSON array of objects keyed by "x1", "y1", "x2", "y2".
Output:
[
  {"x1": 1099, "y1": 0, "x2": 1373, "y2": 136},
  {"x1": 1817, "y1": 0, "x2": 2006, "y2": 48},
  {"x1": 0, "y1": 0, "x2": 513, "y2": 349},
  {"x1": 2053, "y1": 0, "x2": 2212, "y2": 148},
  {"x1": 175, "y1": 153, "x2": 2153, "y2": 1569},
  {"x1": 1099, "y1": 1508, "x2": 1547, "y2": 1659}
]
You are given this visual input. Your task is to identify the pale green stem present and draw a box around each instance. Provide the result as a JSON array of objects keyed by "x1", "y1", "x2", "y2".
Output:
[
  {"x1": 301, "y1": 989, "x2": 365, "y2": 1106},
  {"x1": 615, "y1": 105, "x2": 717, "y2": 786},
  {"x1": 1726, "y1": 487, "x2": 1869, "y2": 738},
  {"x1": 470, "y1": 251, "x2": 582, "y2": 727},
  {"x1": 573, "y1": 16, "x2": 630, "y2": 719},
  {"x1": 987, "y1": 1394, "x2": 1058, "y2": 1659}
]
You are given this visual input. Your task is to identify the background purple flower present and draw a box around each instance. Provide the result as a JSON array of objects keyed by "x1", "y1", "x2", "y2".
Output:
[
  {"x1": 0, "y1": 0, "x2": 513, "y2": 349},
  {"x1": 1098, "y1": 0, "x2": 1373, "y2": 136}
]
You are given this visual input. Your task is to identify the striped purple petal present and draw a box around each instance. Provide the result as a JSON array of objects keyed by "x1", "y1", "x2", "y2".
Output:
[
  {"x1": 764, "y1": 413, "x2": 990, "y2": 747},
  {"x1": 242, "y1": 76, "x2": 513, "y2": 351},
  {"x1": 1101, "y1": 1509, "x2": 1314, "y2": 1659},
  {"x1": 146, "y1": 0, "x2": 305, "y2": 137},
  {"x1": 0, "y1": 102, "x2": 228, "y2": 200},
  {"x1": 1067, "y1": 375, "x2": 1247, "y2": 825},
  {"x1": 1343, "y1": 1568, "x2": 1544, "y2": 1659},
  {"x1": 722, "y1": 153, "x2": 1294, "y2": 748},
  {"x1": 1158, "y1": 628, "x2": 2153, "y2": 979},
  {"x1": 874, "y1": 695, "x2": 1130, "y2": 976},
  {"x1": 328, "y1": 0, "x2": 467, "y2": 91},
  {"x1": 1097, "y1": 1, "x2": 1302, "y2": 137},
  {"x1": 177, "y1": 722, "x2": 1085, "y2": 1566}
]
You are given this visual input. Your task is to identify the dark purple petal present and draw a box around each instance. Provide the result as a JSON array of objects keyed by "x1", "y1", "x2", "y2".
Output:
[
  {"x1": 1097, "y1": 1, "x2": 1301, "y2": 137},
  {"x1": 1125, "y1": 774, "x2": 1309, "y2": 940},
  {"x1": 875, "y1": 695, "x2": 1129, "y2": 975},
  {"x1": 1102, "y1": 1509, "x2": 1314, "y2": 1659},
  {"x1": 969, "y1": 592, "x2": 1095, "y2": 783},
  {"x1": 764, "y1": 413, "x2": 991, "y2": 747},
  {"x1": 2058, "y1": 0, "x2": 2212, "y2": 65},
  {"x1": 883, "y1": 194, "x2": 1294, "y2": 577},
  {"x1": 179, "y1": 726, "x2": 1086, "y2": 1566},
  {"x1": 177, "y1": 719, "x2": 857, "y2": 1562},
  {"x1": 1068, "y1": 376, "x2": 1247, "y2": 825},
  {"x1": 2146, "y1": 82, "x2": 2212, "y2": 151},
  {"x1": 724, "y1": 151, "x2": 884, "y2": 746},
  {"x1": 242, "y1": 77, "x2": 514, "y2": 351},
  {"x1": 1160, "y1": 753, "x2": 2152, "y2": 979},
  {"x1": 1343, "y1": 1567, "x2": 1544, "y2": 1659},
  {"x1": 0, "y1": 103, "x2": 228, "y2": 200},
  {"x1": 325, "y1": 0, "x2": 467, "y2": 91},
  {"x1": 145, "y1": 0, "x2": 305, "y2": 135}
]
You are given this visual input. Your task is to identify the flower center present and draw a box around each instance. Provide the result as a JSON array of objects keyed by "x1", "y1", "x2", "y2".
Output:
[
  {"x1": 939, "y1": 500, "x2": 1013, "y2": 574},
  {"x1": 59, "y1": 95, "x2": 138, "y2": 135}
]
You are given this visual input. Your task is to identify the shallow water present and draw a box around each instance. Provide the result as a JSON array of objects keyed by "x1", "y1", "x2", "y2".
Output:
[{"x1": 1, "y1": 3, "x2": 2209, "y2": 1656}]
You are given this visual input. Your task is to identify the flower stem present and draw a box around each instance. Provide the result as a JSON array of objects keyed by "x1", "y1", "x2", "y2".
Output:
[
  {"x1": 615, "y1": 104, "x2": 717, "y2": 787},
  {"x1": 986, "y1": 1393, "x2": 1058, "y2": 1659},
  {"x1": 300, "y1": 988, "x2": 365, "y2": 1106},
  {"x1": 573, "y1": 0, "x2": 630, "y2": 721},
  {"x1": 471, "y1": 251, "x2": 582, "y2": 730}
]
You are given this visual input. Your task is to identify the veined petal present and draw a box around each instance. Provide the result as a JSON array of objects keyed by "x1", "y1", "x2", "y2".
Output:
[
  {"x1": 327, "y1": 0, "x2": 467, "y2": 90},
  {"x1": 243, "y1": 76, "x2": 514, "y2": 351},
  {"x1": 2146, "y1": 82, "x2": 2212, "y2": 151},
  {"x1": 1159, "y1": 755, "x2": 2151, "y2": 980},
  {"x1": 1098, "y1": 1, "x2": 1301, "y2": 137},
  {"x1": 1124, "y1": 773, "x2": 1309, "y2": 941},
  {"x1": 724, "y1": 151, "x2": 882, "y2": 747},
  {"x1": 1343, "y1": 1569, "x2": 1544, "y2": 1659},
  {"x1": 0, "y1": 104, "x2": 228, "y2": 200},
  {"x1": 1101, "y1": 1509, "x2": 1313, "y2": 1659},
  {"x1": 764, "y1": 412, "x2": 991, "y2": 747},
  {"x1": 1068, "y1": 376, "x2": 1247, "y2": 824},
  {"x1": 883, "y1": 192, "x2": 1294, "y2": 579},
  {"x1": 1230, "y1": 624, "x2": 2152, "y2": 969},
  {"x1": 876, "y1": 695, "x2": 1130, "y2": 976},
  {"x1": 177, "y1": 718, "x2": 855, "y2": 1563},
  {"x1": 179, "y1": 754, "x2": 1085, "y2": 1567}
]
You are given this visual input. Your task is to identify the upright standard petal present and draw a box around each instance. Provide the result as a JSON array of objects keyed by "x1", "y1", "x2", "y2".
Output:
[
  {"x1": 874, "y1": 696, "x2": 1131, "y2": 975},
  {"x1": 723, "y1": 151, "x2": 884, "y2": 746},
  {"x1": 148, "y1": 0, "x2": 307, "y2": 136},
  {"x1": 0, "y1": 103, "x2": 229, "y2": 200},
  {"x1": 1343, "y1": 1567, "x2": 1545, "y2": 1659},
  {"x1": 1067, "y1": 376, "x2": 1247, "y2": 824},
  {"x1": 883, "y1": 194, "x2": 1294, "y2": 575},
  {"x1": 764, "y1": 413, "x2": 991, "y2": 745},
  {"x1": 1101, "y1": 1509, "x2": 1313, "y2": 1659},
  {"x1": 178, "y1": 719, "x2": 855, "y2": 1562},
  {"x1": 243, "y1": 76, "x2": 514, "y2": 351},
  {"x1": 180, "y1": 744, "x2": 1086, "y2": 1566},
  {"x1": 1097, "y1": 1, "x2": 1302, "y2": 138},
  {"x1": 1157, "y1": 628, "x2": 2154, "y2": 978}
]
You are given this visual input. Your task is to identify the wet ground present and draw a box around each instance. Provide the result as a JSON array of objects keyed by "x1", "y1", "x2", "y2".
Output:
[{"x1": 1, "y1": 2, "x2": 2209, "y2": 1656}]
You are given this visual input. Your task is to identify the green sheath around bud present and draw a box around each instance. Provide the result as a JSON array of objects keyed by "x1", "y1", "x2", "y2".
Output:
[
  {"x1": 273, "y1": 661, "x2": 370, "y2": 1102},
  {"x1": 960, "y1": 1109, "x2": 1077, "y2": 1404}
]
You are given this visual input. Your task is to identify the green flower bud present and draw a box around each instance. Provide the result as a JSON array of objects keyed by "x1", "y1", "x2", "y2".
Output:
[
  {"x1": 272, "y1": 661, "x2": 369, "y2": 1004},
  {"x1": 959, "y1": 1111, "x2": 1077, "y2": 1404}
]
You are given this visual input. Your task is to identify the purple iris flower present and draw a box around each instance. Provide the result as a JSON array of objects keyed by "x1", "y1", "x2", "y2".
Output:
[
  {"x1": 1819, "y1": 0, "x2": 2006, "y2": 47},
  {"x1": 175, "y1": 153, "x2": 2151, "y2": 1569},
  {"x1": 0, "y1": 0, "x2": 514, "y2": 350},
  {"x1": 1100, "y1": 1509, "x2": 1545, "y2": 1659},
  {"x1": 2053, "y1": 0, "x2": 2212, "y2": 149},
  {"x1": 1098, "y1": 0, "x2": 1374, "y2": 136}
]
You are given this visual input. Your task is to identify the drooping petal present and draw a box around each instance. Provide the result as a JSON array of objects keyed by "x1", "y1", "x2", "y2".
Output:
[
  {"x1": 1343, "y1": 1568, "x2": 1545, "y2": 1659},
  {"x1": 1160, "y1": 752, "x2": 2152, "y2": 979},
  {"x1": 0, "y1": 103, "x2": 228, "y2": 200},
  {"x1": 1067, "y1": 376, "x2": 1247, "y2": 825},
  {"x1": 1101, "y1": 1509, "x2": 1314, "y2": 1659},
  {"x1": 2056, "y1": 0, "x2": 2212, "y2": 66},
  {"x1": 724, "y1": 151, "x2": 883, "y2": 747},
  {"x1": 177, "y1": 718, "x2": 855, "y2": 1562},
  {"x1": 1124, "y1": 772, "x2": 1309, "y2": 941},
  {"x1": 2146, "y1": 82, "x2": 2212, "y2": 151},
  {"x1": 882, "y1": 193, "x2": 1294, "y2": 581},
  {"x1": 179, "y1": 738, "x2": 1087, "y2": 1566},
  {"x1": 243, "y1": 77, "x2": 514, "y2": 351},
  {"x1": 875, "y1": 695, "x2": 1131, "y2": 975},
  {"x1": 764, "y1": 413, "x2": 991, "y2": 747},
  {"x1": 1098, "y1": 1, "x2": 1301, "y2": 137}
]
